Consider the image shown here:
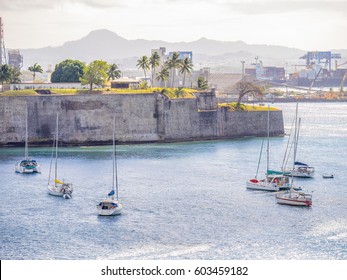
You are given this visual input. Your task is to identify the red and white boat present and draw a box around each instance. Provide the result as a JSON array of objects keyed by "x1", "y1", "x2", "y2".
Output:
[
  {"x1": 276, "y1": 190, "x2": 312, "y2": 207},
  {"x1": 247, "y1": 174, "x2": 289, "y2": 192}
]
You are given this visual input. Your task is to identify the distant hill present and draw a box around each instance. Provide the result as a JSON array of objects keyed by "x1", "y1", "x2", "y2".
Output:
[{"x1": 16, "y1": 29, "x2": 344, "y2": 74}]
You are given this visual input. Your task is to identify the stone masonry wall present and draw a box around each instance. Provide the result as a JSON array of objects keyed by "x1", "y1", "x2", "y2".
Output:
[{"x1": 0, "y1": 92, "x2": 284, "y2": 145}]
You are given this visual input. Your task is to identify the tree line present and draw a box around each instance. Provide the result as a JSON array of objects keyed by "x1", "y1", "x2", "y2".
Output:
[{"x1": 0, "y1": 52, "x2": 209, "y2": 91}]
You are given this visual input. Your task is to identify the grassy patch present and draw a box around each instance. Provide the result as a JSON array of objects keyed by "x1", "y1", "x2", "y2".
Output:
[
  {"x1": 219, "y1": 102, "x2": 279, "y2": 111},
  {"x1": 160, "y1": 88, "x2": 197, "y2": 99},
  {"x1": 1, "y1": 87, "x2": 199, "y2": 98},
  {"x1": 0, "y1": 90, "x2": 37, "y2": 96}
]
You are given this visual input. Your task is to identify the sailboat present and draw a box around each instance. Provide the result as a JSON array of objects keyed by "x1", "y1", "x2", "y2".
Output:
[
  {"x1": 247, "y1": 106, "x2": 290, "y2": 192},
  {"x1": 268, "y1": 105, "x2": 315, "y2": 178},
  {"x1": 15, "y1": 105, "x2": 41, "y2": 174},
  {"x1": 47, "y1": 113, "x2": 73, "y2": 199},
  {"x1": 276, "y1": 105, "x2": 312, "y2": 207},
  {"x1": 96, "y1": 114, "x2": 123, "y2": 216}
]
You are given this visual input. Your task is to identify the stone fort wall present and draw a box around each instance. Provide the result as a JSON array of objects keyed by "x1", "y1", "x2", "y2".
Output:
[{"x1": 0, "y1": 92, "x2": 284, "y2": 145}]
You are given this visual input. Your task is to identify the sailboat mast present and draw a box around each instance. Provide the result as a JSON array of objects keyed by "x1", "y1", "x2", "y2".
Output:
[
  {"x1": 294, "y1": 118, "x2": 301, "y2": 163},
  {"x1": 25, "y1": 104, "x2": 28, "y2": 159},
  {"x1": 112, "y1": 114, "x2": 119, "y2": 200},
  {"x1": 55, "y1": 113, "x2": 58, "y2": 187},
  {"x1": 266, "y1": 105, "x2": 270, "y2": 174},
  {"x1": 114, "y1": 115, "x2": 119, "y2": 201},
  {"x1": 255, "y1": 138, "x2": 265, "y2": 179},
  {"x1": 292, "y1": 103, "x2": 299, "y2": 168},
  {"x1": 290, "y1": 103, "x2": 299, "y2": 189}
]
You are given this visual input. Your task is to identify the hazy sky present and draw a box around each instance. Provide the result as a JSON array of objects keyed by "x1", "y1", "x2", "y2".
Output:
[{"x1": 1, "y1": 0, "x2": 347, "y2": 50}]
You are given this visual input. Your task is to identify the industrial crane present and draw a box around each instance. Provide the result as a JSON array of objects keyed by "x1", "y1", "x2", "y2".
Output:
[{"x1": 336, "y1": 61, "x2": 347, "y2": 92}]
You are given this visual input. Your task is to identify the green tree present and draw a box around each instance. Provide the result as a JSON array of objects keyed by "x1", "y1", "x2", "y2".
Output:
[
  {"x1": 28, "y1": 63, "x2": 43, "y2": 83},
  {"x1": 167, "y1": 52, "x2": 181, "y2": 88},
  {"x1": 0, "y1": 64, "x2": 11, "y2": 91},
  {"x1": 136, "y1": 56, "x2": 150, "y2": 81},
  {"x1": 107, "y1": 63, "x2": 122, "y2": 81},
  {"x1": 155, "y1": 67, "x2": 170, "y2": 87},
  {"x1": 179, "y1": 57, "x2": 193, "y2": 88},
  {"x1": 51, "y1": 59, "x2": 85, "y2": 82},
  {"x1": 149, "y1": 52, "x2": 161, "y2": 87},
  {"x1": 8, "y1": 66, "x2": 21, "y2": 84},
  {"x1": 197, "y1": 76, "x2": 208, "y2": 90},
  {"x1": 80, "y1": 60, "x2": 109, "y2": 90}
]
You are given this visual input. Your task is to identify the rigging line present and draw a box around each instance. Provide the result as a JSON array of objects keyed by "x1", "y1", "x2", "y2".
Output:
[
  {"x1": 255, "y1": 138, "x2": 265, "y2": 179},
  {"x1": 281, "y1": 115, "x2": 295, "y2": 170}
]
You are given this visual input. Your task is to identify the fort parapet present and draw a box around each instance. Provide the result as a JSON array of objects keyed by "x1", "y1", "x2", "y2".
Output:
[{"x1": 0, "y1": 91, "x2": 284, "y2": 145}]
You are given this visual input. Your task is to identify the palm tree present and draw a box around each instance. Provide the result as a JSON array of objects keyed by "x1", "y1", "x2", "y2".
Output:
[
  {"x1": 167, "y1": 52, "x2": 181, "y2": 88},
  {"x1": 107, "y1": 63, "x2": 122, "y2": 81},
  {"x1": 197, "y1": 76, "x2": 208, "y2": 90},
  {"x1": 156, "y1": 67, "x2": 170, "y2": 87},
  {"x1": 28, "y1": 63, "x2": 43, "y2": 83},
  {"x1": 8, "y1": 66, "x2": 22, "y2": 84},
  {"x1": 149, "y1": 52, "x2": 161, "y2": 87},
  {"x1": 179, "y1": 57, "x2": 194, "y2": 88},
  {"x1": 136, "y1": 56, "x2": 150, "y2": 81},
  {"x1": 0, "y1": 64, "x2": 11, "y2": 91}
]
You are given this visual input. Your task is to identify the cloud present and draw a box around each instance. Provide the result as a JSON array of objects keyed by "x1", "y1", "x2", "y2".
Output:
[
  {"x1": 0, "y1": 0, "x2": 123, "y2": 11},
  {"x1": 224, "y1": 0, "x2": 347, "y2": 15}
]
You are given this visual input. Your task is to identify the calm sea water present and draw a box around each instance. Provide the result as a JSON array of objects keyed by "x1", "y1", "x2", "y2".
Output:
[{"x1": 0, "y1": 102, "x2": 346, "y2": 260}]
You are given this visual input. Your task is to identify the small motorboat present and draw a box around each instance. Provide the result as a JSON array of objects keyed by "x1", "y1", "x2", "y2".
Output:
[{"x1": 322, "y1": 174, "x2": 334, "y2": 179}]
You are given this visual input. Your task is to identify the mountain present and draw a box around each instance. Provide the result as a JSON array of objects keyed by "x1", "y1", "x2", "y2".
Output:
[{"x1": 17, "y1": 29, "x2": 311, "y2": 72}]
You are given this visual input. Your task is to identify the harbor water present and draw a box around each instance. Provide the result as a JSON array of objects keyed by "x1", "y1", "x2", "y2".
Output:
[{"x1": 0, "y1": 102, "x2": 346, "y2": 260}]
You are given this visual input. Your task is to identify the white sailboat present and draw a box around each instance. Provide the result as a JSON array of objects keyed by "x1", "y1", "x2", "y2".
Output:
[
  {"x1": 47, "y1": 113, "x2": 73, "y2": 199},
  {"x1": 290, "y1": 161, "x2": 315, "y2": 178},
  {"x1": 247, "y1": 106, "x2": 289, "y2": 191},
  {"x1": 96, "y1": 115, "x2": 123, "y2": 216},
  {"x1": 280, "y1": 106, "x2": 315, "y2": 178},
  {"x1": 15, "y1": 105, "x2": 41, "y2": 174},
  {"x1": 276, "y1": 105, "x2": 312, "y2": 207}
]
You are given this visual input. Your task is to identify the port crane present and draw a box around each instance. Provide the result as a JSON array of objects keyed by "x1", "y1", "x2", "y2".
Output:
[
  {"x1": 308, "y1": 60, "x2": 330, "y2": 93},
  {"x1": 336, "y1": 61, "x2": 347, "y2": 92}
]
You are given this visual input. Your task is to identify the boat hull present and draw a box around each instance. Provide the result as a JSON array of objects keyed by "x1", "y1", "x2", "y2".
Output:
[
  {"x1": 290, "y1": 171, "x2": 315, "y2": 178},
  {"x1": 97, "y1": 199, "x2": 123, "y2": 216},
  {"x1": 276, "y1": 192, "x2": 312, "y2": 207},
  {"x1": 47, "y1": 184, "x2": 73, "y2": 197},
  {"x1": 15, "y1": 165, "x2": 41, "y2": 174},
  {"x1": 246, "y1": 179, "x2": 279, "y2": 192},
  {"x1": 288, "y1": 165, "x2": 315, "y2": 178}
]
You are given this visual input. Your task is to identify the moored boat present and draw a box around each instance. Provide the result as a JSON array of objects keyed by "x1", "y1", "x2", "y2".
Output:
[
  {"x1": 289, "y1": 161, "x2": 315, "y2": 178},
  {"x1": 47, "y1": 113, "x2": 73, "y2": 199},
  {"x1": 97, "y1": 114, "x2": 123, "y2": 216},
  {"x1": 276, "y1": 190, "x2": 312, "y2": 207},
  {"x1": 15, "y1": 105, "x2": 41, "y2": 174},
  {"x1": 276, "y1": 103, "x2": 312, "y2": 207}
]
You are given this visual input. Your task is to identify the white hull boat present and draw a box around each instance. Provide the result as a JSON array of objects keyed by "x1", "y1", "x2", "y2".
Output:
[
  {"x1": 48, "y1": 181, "x2": 73, "y2": 198},
  {"x1": 276, "y1": 191, "x2": 312, "y2": 207},
  {"x1": 15, "y1": 160, "x2": 41, "y2": 174},
  {"x1": 97, "y1": 198, "x2": 123, "y2": 216},
  {"x1": 97, "y1": 114, "x2": 122, "y2": 216},
  {"x1": 247, "y1": 106, "x2": 285, "y2": 192},
  {"x1": 275, "y1": 104, "x2": 313, "y2": 207},
  {"x1": 289, "y1": 162, "x2": 315, "y2": 178},
  {"x1": 47, "y1": 113, "x2": 73, "y2": 199},
  {"x1": 15, "y1": 106, "x2": 41, "y2": 174}
]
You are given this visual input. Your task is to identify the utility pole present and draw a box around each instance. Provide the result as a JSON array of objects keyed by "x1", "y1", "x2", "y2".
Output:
[
  {"x1": 0, "y1": 17, "x2": 7, "y2": 65},
  {"x1": 241, "y1": 61, "x2": 245, "y2": 77}
]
